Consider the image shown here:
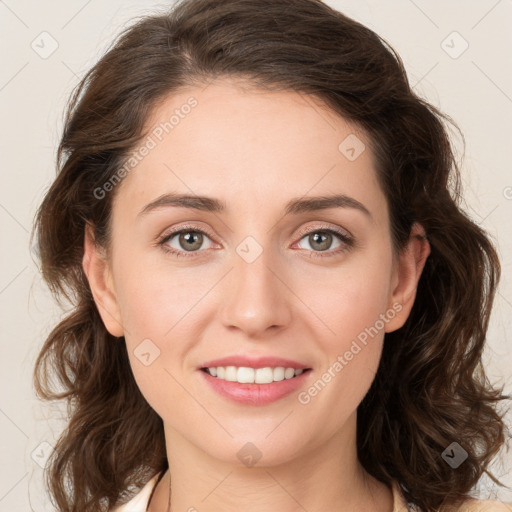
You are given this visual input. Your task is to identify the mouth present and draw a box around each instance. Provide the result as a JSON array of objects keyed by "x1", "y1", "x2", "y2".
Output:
[
  {"x1": 199, "y1": 365, "x2": 313, "y2": 405},
  {"x1": 200, "y1": 366, "x2": 312, "y2": 384}
]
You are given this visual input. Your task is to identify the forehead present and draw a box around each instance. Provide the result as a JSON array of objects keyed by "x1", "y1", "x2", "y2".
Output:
[{"x1": 113, "y1": 79, "x2": 386, "y2": 221}]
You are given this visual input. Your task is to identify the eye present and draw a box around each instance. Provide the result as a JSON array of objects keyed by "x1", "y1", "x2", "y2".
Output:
[
  {"x1": 157, "y1": 224, "x2": 354, "y2": 259},
  {"x1": 157, "y1": 226, "x2": 216, "y2": 258},
  {"x1": 294, "y1": 227, "x2": 354, "y2": 258}
]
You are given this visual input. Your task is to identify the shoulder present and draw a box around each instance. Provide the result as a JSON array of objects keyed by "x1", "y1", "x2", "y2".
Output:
[
  {"x1": 111, "y1": 473, "x2": 161, "y2": 512},
  {"x1": 390, "y1": 481, "x2": 512, "y2": 512},
  {"x1": 440, "y1": 499, "x2": 512, "y2": 512}
]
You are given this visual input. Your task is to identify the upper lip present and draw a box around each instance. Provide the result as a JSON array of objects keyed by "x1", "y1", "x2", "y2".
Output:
[{"x1": 200, "y1": 355, "x2": 311, "y2": 370}]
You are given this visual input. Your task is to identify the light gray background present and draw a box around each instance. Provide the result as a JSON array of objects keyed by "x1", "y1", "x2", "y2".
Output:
[{"x1": 1, "y1": 0, "x2": 511, "y2": 509}]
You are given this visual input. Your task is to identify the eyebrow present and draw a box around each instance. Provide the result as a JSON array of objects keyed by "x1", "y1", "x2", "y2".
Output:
[{"x1": 137, "y1": 192, "x2": 373, "y2": 220}]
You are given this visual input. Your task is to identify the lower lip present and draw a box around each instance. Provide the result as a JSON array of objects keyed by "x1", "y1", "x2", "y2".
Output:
[{"x1": 199, "y1": 369, "x2": 312, "y2": 405}]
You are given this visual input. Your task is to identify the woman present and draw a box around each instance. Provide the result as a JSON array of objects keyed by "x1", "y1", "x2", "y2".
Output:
[{"x1": 32, "y1": 0, "x2": 511, "y2": 511}]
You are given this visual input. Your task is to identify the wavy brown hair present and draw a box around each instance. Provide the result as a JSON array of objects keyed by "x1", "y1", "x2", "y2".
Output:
[{"x1": 32, "y1": 0, "x2": 510, "y2": 510}]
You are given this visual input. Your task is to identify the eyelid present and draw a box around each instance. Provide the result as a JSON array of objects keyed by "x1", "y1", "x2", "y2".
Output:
[
  {"x1": 157, "y1": 223, "x2": 218, "y2": 244},
  {"x1": 294, "y1": 222, "x2": 353, "y2": 241},
  {"x1": 158, "y1": 221, "x2": 352, "y2": 243}
]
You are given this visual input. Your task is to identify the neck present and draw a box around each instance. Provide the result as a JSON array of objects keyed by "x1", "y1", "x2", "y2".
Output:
[{"x1": 149, "y1": 413, "x2": 393, "y2": 512}]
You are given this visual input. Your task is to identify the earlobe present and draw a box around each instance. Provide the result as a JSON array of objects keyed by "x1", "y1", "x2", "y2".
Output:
[
  {"x1": 82, "y1": 223, "x2": 124, "y2": 337},
  {"x1": 385, "y1": 223, "x2": 431, "y2": 333}
]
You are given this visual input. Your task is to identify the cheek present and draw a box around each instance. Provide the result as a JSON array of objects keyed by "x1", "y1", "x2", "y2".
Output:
[
  {"x1": 297, "y1": 266, "x2": 389, "y2": 430},
  {"x1": 116, "y1": 269, "x2": 198, "y2": 415},
  {"x1": 294, "y1": 249, "x2": 393, "y2": 350},
  {"x1": 113, "y1": 249, "x2": 210, "y2": 340},
  {"x1": 111, "y1": 254, "x2": 206, "y2": 398},
  {"x1": 294, "y1": 247, "x2": 392, "y2": 404}
]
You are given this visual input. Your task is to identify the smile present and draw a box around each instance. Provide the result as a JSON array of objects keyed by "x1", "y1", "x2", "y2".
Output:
[{"x1": 202, "y1": 366, "x2": 309, "y2": 384}]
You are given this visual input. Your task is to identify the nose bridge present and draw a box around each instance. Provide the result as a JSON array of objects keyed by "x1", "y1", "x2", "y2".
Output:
[{"x1": 218, "y1": 236, "x2": 291, "y2": 336}]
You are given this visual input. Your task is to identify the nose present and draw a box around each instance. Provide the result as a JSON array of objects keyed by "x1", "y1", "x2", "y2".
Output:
[{"x1": 218, "y1": 247, "x2": 292, "y2": 338}]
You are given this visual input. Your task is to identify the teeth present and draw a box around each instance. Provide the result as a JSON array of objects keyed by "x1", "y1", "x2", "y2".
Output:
[
  {"x1": 273, "y1": 367, "x2": 285, "y2": 381},
  {"x1": 206, "y1": 366, "x2": 306, "y2": 384},
  {"x1": 225, "y1": 366, "x2": 237, "y2": 381},
  {"x1": 237, "y1": 367, "x2": 255, "y2": 383},
  {"x1": 284, "y1": 367, "x2": 295, "y2": 379}
]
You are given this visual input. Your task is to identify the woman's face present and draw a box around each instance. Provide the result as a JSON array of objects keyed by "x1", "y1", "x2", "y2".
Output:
[{"x1": 86, "y1": 78, "x2": 426, "y2": 467}]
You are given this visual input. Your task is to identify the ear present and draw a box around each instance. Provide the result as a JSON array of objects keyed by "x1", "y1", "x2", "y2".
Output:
[
  {"x1": 82, "y1": 223, "x2": 124, "y2": 337},
  {"x1": 385, "y1": 222, "x2": 431, "y2": 333}
]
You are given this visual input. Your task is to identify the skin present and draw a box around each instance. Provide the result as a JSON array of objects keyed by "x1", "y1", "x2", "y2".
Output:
[{"x1": 83, "y1": 78, "x2": 430, "y2": 512}]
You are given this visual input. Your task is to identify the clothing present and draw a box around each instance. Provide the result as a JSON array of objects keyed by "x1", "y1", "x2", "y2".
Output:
[{"x1": 112, "y1": 471, "x2": 512, "y2": 512}]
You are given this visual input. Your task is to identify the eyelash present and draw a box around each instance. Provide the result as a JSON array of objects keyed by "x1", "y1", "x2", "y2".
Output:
[{"x1": 156, "y1": 224, "x2": 354, "y2": 259}]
